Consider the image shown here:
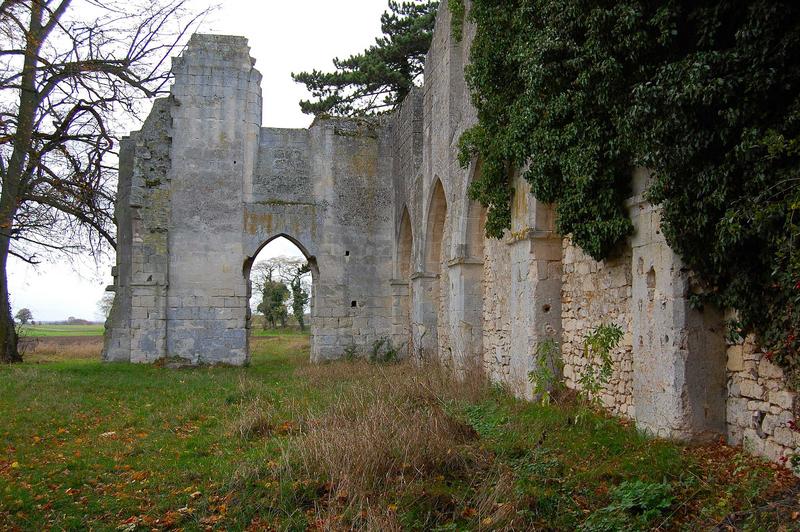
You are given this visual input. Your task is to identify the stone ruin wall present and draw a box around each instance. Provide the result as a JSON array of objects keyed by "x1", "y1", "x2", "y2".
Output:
[
  {"x1": 727, "y1": 337, "x2": 800, "y2": 463},
  {"x1": 390, "y1": 3, "x2": 800, "y2": 469},
  {"x1": 106, "y1": 34, "x2": 395, "y2": 366},
  {"x1": 561, "y1": 237, "x2": 634, "y2": 418},
  {"x1": 104, "y1": 5, "x2": 800, "y2": 469}
]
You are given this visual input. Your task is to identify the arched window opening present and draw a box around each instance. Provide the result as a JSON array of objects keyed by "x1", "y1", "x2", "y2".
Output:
[
  {"x1": 246, "y1": 236, "x2": 314, "y2": 336},
  {"x1": 398, "y1": 207, "x2": 413, "y2": 279},
  {"x1": 425, "y1": 180, "x2": 448, "y2": 273}
]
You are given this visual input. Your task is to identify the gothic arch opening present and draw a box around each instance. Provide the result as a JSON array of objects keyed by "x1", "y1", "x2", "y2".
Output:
[
  {"x1": 243, "y1": 234, "x2": 317, "y2": 359},
  {"x1": 421, "y1": 179, "x2": 448, "y2": 360},
  {"x1": 445, "y1": 158, "x2": 488, "y2": 372},
  {"x1": 397, "y1": 207, "x2": 413, "y2": 280},
  {"x1": 425, "y1": 180, "x2": 448, "y2": 272},
  {"x1": 392, "y1": 207, "x2": 414, "y2": 356}
]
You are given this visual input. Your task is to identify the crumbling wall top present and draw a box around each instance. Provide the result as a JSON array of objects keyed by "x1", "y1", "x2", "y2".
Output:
[{"x1": 172, "y1": 33, "x2": 257, "y2": 71}]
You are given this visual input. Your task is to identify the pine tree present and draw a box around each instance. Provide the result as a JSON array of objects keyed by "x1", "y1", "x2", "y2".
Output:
[{"x1": 292, "y1": 1, "x2": 439, "y2": 116}]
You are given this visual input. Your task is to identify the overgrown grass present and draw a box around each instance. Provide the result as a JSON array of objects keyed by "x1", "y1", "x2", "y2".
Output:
[
  {"x1": 0, "y1": 334, "x2": 797, "y2": 530},
  {"x1": 251, "y1": 327, "x2": 310, "y2": 338},
  {"x1": 19, "y1": 324, "x2": 104, "y2": 337}
]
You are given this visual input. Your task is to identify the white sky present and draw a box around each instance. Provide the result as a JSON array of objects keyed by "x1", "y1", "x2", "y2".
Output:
[{"x1": 8, "y1": 0, "x2": 388, "y2": 322}]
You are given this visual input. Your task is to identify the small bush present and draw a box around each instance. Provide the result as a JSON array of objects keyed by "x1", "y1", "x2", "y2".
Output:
[
  {"x1": 528, "y1": 338, "x2": 564, "y2": 405},
  {"x1": 579, "y1": 323, "x2": 624, "y2": 402},
  {"x1": 581, "y1": 480, "x2": 674, "y2": 531}
]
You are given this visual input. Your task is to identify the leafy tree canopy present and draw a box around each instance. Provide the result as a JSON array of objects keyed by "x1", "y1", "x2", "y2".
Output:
[
  {"x1": 292, "y1": 1, "x2": 439, "y2": 116},
  {"x1": 257, "y1": 281, "x2": 290, "y2": 330},
  {"x1": 14, "y1": 308, "x2": 32, "y2": 325}
]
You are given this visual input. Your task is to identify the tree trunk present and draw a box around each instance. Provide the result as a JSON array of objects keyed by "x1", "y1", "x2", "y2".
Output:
[
  {"x1": 0, "y1": 2, "x2": 47, "y2": 363},
  {"x1": 0, "y1": 233, "x2": 21, "y2": 363}
]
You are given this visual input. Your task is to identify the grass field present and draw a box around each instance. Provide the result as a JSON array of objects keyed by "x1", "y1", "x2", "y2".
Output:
[
  {"x1": 19, "y1": 323, "x2": 104, "y2": 337},
  {"x1": 0, "y1": 334, "x2": 797, "y2": 530},
  {"x1": 250, "y1": 327, "x2": 310, "y2": 338}
]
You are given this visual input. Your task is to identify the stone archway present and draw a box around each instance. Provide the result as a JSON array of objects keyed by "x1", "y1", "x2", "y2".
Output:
[
  {"x1": 244, "y1": 233, "x2": 318, "y2": 358},
  {"x1": 411, "y1": 178, "x2": 448, "y2": 362},
  {"x1": 103, "y1": 34, "x2": 396, "y2": 366},
  {"x1": 390, "y1": 207, "x2": 414, "y2": 356}
]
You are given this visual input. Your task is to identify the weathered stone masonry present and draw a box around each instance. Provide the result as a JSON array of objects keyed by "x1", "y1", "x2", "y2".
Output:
[
  {"x1": 105, "y1": 7, "x2": 799, "y2": 467},
  {"x1": 105, "y1": 34, "x2": 394, "y2": 364}
]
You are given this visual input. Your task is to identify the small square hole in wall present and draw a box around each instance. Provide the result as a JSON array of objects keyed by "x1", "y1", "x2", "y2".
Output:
[
  {"x1": 345, "y1": 250, "x2": 350, "y2": 256},
  {"x1": 351, "y1": 301, "x2": 357, "y2": 308}
]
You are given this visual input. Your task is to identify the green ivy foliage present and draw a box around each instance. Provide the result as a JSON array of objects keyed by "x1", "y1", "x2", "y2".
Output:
[
  {"x1": 460, "y1": 0, "x2": 800, "y2": 383},
  {"x1": 448, "y1": 0, "x2": 465, "y2": 41}
]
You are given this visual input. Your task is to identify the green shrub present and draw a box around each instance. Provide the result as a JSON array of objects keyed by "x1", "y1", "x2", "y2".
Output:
[
  {"x1": 581, "y1": 480, "x2": 674, "y2": 531},
  {"x1": 579, "y1": 324, "x2": 624, "y2": 401}
]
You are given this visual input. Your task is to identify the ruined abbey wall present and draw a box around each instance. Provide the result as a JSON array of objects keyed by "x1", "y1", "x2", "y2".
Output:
[
  {"x1": 387, "y1": 5, "x2": 797, "y2": 465},
  {"x1": 105, "y1": 35, "x2": 395, "y2": 365},
  {"x1": 104, "y1": 6, "x2": 799, "y2": 467}
]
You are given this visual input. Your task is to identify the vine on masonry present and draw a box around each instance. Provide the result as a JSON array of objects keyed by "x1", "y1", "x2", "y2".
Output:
[
  {"x1": 459, "y1": 1, "x2": 800, "y2": 385},
  {"x1": 448, "y1": 0, "x2": 465, "y2": 42}
]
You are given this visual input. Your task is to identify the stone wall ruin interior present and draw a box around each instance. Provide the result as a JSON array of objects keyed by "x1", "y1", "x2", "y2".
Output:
[{"x1": 104, "y1": 7, "x2": 800, "y2": 465}]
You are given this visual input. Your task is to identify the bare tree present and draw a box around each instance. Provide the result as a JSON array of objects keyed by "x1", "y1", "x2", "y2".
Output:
[
  {"x1": 0, "y1": 0, "x2": 208, "y2": 362},
  {"x1": 96, "y1": 291, "x2": 113, "y2": 320}
]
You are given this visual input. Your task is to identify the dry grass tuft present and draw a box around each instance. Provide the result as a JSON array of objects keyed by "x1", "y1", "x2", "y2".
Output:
[
  {"x1": 283, "y1": 359, "x2": 492, "y2": 521},
  {"x1": 233, "y1": 396, "x2": 276, "y2": 440},
  {"x1": 19, "y1": 336, "x2": 102, "y2": 362},
  {"x1": 228, "y1": 376, "x2": 302, "y2": 441}
]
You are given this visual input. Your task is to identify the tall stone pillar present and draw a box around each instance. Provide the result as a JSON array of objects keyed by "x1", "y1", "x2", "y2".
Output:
[
  {"x1": 165, "y1": 35, "x2": 262, "y2": 365},
  {"x1": 446, "y1": 258, "x2": 483, "y2": 372},
  {"x1": 410, "y1": 272, "x2": 439, "y2": 361},
  {"x1": 390, "y1": 279, "x2": 411, "y2": 356},
  {"x1": 106, "y1": 99, "x2": 174, "y2": 364},
  {"x1": 630, "y1": 169, "x2": 727, "y2": 440},
  {"x1": 504, "y1": 176, "x2": 562, "y2": 397}
]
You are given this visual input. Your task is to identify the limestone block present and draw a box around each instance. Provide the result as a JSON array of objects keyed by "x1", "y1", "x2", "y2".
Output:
[
  {"x1": 769, "y1": 390, "x2": 796, "y2": 410},
  {"x1": 761, "y1": 413, "x2": 784, "y2": 435},
  {"x1": 728, "y1": 427, "x2": 743, "y2": 446},
  {"x1": 762, "y1": 440, "x2": 788, "y2": 463},
  {"x1": 747, "y1": 400, "x2": 771, "y2": 412},
  {"x1": 759, "y1": 359, "x2": 785, "y2": 380},
  {"x1": 727, "y1": 345, "x2": 744, "y2": 372},
  {"x1": 773, "y1": 426, "x2": 796, "y2": 447},
  {"x1": 742, "y1": 428, "x2": 765, "y2": 455},
  {"x1": 739, "y1": 380, "x2": 765, "y2": 400}
]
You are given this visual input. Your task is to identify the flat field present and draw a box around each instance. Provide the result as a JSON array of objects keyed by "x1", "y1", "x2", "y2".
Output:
[
  {"x1": 19, "y1": 324, "x2": 104, "y2": 337},
  {"x1": 0, "y1": 333, "x2": 797, "y2": 530}
]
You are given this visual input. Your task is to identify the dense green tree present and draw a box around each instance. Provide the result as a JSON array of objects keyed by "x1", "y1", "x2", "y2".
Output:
[
  {"x1": 289, "y1": 264, "x2": 311, "y2": 331},
  {"x1": 257, "y1": 281, "x2": 289, "y2": 330},
  {"x1": 292, "y1": 1, "x2": 439, "y2": 116},
  {"x1": 14, "y1": 308, "x2": 31, "y2": 325}
]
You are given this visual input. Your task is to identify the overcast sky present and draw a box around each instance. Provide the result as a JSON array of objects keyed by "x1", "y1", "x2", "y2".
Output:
[{"x1": 9, "y1": 0, "x2": 389, "y2": 322}]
